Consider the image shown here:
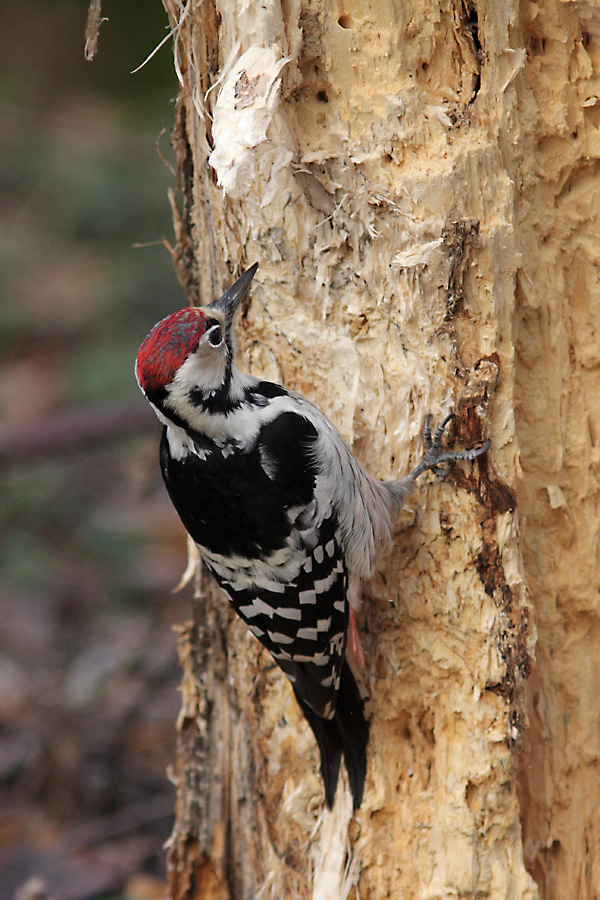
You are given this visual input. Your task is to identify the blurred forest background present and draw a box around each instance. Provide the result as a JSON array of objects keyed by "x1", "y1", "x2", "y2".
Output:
[{"x1": 0, "y1": 2, "x2": 191, "y2": 897}]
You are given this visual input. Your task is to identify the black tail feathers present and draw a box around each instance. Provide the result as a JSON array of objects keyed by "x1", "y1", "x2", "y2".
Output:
[{"x1": 294, "y1": 661, "x2": 369, "y2": 809}]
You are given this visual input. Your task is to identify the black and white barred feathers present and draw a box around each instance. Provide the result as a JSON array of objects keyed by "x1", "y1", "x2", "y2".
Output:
[{"x1": 135, "y1": 264, "x2": 489, "y2": 808}]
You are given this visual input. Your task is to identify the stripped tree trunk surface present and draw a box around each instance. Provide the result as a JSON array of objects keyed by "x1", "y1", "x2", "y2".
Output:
[{"x1": 156, "y1": 1, "x2": 600, "y2": 898}]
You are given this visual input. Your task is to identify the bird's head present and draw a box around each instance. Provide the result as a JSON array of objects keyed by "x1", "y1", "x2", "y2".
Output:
[{"x1": 135, "y1": 264, "x2": 257, "y2": 416}]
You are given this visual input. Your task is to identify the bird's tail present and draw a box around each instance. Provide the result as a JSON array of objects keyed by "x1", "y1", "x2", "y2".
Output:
[{"x1": 294, "y1": 660, "x2": 369, "y2": 809}]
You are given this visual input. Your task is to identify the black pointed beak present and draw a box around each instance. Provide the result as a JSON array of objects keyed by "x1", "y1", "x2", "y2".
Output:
[{"x1": 209, "y1": 263, "x2": 258, "y2": 323}]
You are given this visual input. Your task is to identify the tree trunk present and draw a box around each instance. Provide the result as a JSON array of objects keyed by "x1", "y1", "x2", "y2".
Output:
[{"x1": 158, "y1": 1, "x2": 600, "y2": 898}]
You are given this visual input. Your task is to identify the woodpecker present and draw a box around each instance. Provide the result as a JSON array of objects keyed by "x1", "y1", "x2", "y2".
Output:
[{"x1": 135, "y1": 264, "x2": 489, "y2": 809}]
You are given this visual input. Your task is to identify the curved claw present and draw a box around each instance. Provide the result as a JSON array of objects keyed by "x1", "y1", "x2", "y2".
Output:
[
  {"x1": 431, "y1": 413, "x2": 455, "y2": 454},
  {"x1": 423, "y1": 414, "x2": 433, "y2": 449}
]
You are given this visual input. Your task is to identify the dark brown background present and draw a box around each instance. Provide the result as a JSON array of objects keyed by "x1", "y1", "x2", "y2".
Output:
[{"x1": 0, "y1": 3, "x2": 188, "y2": 897}]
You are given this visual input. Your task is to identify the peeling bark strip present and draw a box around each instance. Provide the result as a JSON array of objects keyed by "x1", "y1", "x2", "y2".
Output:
[
  {"x1": 441, "y1": 216, "x2": 480, "y2": 316},
  {"x1": 155, "y1": 1, "x2": 600, "y2": 898},
  {"x1": 84, "y1": 0, "x2": 105, "y2": 61},
  {"x1": 170, "y1": 103, "x2": 201, "y2": 304}
]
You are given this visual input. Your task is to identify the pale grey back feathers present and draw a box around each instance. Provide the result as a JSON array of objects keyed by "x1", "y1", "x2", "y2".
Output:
[{"x1": 303, "y1": 396, "x2": 415, "y2": 580}]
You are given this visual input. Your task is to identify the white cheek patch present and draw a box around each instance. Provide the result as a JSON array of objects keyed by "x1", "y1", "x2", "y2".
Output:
[{"x1": 170, "y1": 344, "x2": 228, "y2": 401}]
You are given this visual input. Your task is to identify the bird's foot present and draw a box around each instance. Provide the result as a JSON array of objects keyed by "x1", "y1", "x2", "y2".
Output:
[{"x1": 410, "y1": 413, "x2": 490, "y2": 480}]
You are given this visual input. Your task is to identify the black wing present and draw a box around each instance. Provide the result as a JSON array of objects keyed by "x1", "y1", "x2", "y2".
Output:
[
  {"x1": 212, "y1": 513, "x2": 349, "y2": 719},
  {"x1": 159, "y1": 411, "x2": 319, "y2": 560}
]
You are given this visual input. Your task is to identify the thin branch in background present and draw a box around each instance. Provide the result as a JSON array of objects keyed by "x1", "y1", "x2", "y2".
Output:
[
  {"x1": 64, "y1": 792, "x2": 175, "y2": 853},
  {"x1": 0, "y1": 401, "x2": 157, "y2": 464},
  {"x1": 130, "y1": 0, "x2": 193, "y2": 77}
]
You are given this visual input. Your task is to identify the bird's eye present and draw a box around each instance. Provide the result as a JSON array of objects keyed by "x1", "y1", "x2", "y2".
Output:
[{"x1": 208, "y1": 326, "x2": 223, "y2": 346}]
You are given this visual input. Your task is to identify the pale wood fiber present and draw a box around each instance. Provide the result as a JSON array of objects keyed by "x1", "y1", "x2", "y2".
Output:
[{"x1": 157, "y1": 1, "x2": 600, "y2": 898}]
